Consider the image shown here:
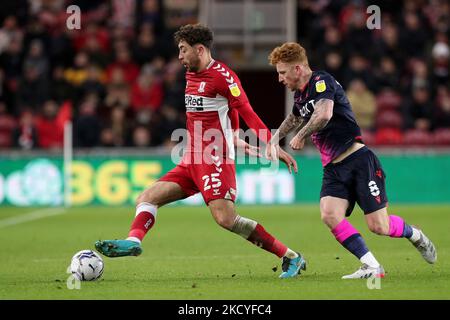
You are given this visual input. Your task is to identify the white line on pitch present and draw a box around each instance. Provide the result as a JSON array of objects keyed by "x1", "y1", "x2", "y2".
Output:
[{"x1": 0, "y1": 208, "x2": 67, "y2": 229}]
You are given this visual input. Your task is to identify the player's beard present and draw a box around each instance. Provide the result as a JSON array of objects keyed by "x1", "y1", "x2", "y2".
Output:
[{"x1": 186, "y1": 56, "x2": 201, "y2": 72}]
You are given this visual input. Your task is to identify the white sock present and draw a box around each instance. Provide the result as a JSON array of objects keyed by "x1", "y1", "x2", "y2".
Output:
[
  {"x1": 231, "y1": 215, "x2": 257, "y2": 238},
  {"x1": 360, "y1": 252, "x2": 380, "y2": 268},
  {"x1": 284, "y1": 248, "x2": 298, "y2": 259},
  {"x1": 409, "y1": 227, "x2": 421, "y2": 243},
  {"x1": 126, "y1": 236, "x2": 141, "y2": 244}
]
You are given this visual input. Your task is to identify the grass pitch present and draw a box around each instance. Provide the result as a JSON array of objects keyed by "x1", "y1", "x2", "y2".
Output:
[{"x1": 0, "y1": 204, "x2": 449, "y2": 300}]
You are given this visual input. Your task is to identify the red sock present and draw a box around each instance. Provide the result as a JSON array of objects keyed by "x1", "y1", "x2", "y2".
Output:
[
  {"x1": 247, "y1": 224, "x2": 287, "y2": 258},
  {"x1": 128, "y1": 211, "x2": 155, "y2": 241}
]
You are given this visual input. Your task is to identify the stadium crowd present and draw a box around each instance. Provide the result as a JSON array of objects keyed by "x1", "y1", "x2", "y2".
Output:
[
  {"x1": 0, "y1": 0, "x2": 449, "y2": 150},
  {"x1": 299, "y1": 0, "x2": 449, "y2": 145}
]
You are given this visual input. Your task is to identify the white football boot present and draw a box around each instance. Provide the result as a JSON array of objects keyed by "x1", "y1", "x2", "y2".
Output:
[
  {"x1": 342, "y1": 264, "x2": 385, "y2": 279},
  {"x1": 411, "y1": 229, "x2": 437, "y2": 264}
]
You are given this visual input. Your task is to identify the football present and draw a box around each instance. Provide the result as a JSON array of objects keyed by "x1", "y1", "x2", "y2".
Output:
[{"x1": 70, "y1": 250, "x2": 104, "y2": 281}]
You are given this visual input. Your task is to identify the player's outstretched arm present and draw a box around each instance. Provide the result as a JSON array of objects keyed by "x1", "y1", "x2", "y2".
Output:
[
  {"x1": 289, "y1": 98, "x2": 333, "y2": 150},
  {"x1": 234, "y1": 132, "x2": 262, "y2": 158},
  {"x1": 235, "y1": 102, "x2": 297, "y2": 173},
  {"x1": 266, "y1": 112, "x2": 304, "y2": 160}
]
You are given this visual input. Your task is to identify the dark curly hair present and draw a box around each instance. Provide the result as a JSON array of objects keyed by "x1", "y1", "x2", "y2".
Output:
[{"x1": 174, "y1": 24, "x2": 213, "y2": 49}]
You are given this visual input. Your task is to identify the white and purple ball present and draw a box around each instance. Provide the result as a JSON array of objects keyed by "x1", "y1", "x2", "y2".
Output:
[{"x1": 70, "y1": 250, "x2": 104, "y2": 281}]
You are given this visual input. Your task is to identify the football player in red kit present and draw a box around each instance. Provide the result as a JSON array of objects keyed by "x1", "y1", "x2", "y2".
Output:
[{"x1": 96, "y1": 24, "x2": 306, "y2": 278}]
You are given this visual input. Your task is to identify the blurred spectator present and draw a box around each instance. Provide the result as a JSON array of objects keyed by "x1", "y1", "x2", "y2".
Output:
[
  {"x1": 434, "y1": 86, "x2": 450, "y2": 129},
  {"x1": 0, "y1": 15, "x2": 23, "y2": 54},
  {"x1": 0, "y1": 68, "x2": 13, "y2": 109},
  {"x1": 104, "y1": 68, "x2": 130, "y2": 109},
  {"x1": 48, "y1": 28, "x2": 74, "y2": 67},
  {"x1": 99, "y1": 126, "x2": 115, "y2": 147},
  {"x1": 102, "y1": 106, "x2": 131, "y2": 147},
  {"x1": 338, "y1": 0, "x2": 366, "y2": 34},
  {"x1": 374, "y1": 22, "x2": 404, "y2": 69},
  {"x1": 136, "y1": 0, "x2": 164, "y2": 35},
  {"x1": 109, "y1": 25, "x2": 133, "y2": 44},
  {"x1": 402, "y1": 85, "x2": 434, "y2": 131},
  {"x1": 153, "y1": 104, "x2": 185, "y2": 144},
  {"x1": 164, "y1": 0, "x2": 198, "y2": 31},
  {"x1": 316, "y1": 27, "x2": 345, "y2": 68},
  {"x1": 431, "y1": 41, "x2": 449, "y2": 85},
  {"x1": 135, "y1": 108, "x2": 152, "y2": 127},
  {"x1": 79, "y1": 64, "x2": 106, "y2": 98},
  {"x1": 23, "y1": 16, "x2": 51, "y2": 56},
  {"x1": 342, "y1": 2, "x2": 373, "y2": 58},
  {"x1": 50, "y1": 66, "x2": 75, "y2": 104},
  {"x1": 324, "y1": 51, "x2": 344, "y2": 84},
  {"x1": 132, "y1": 23, "x2": 161, "y2": 65},
  {"x1": 0, "y1": 36, "x2": 24, "y2": 82},
  {"x1": 73, "y1": 22, "x2": 110, "y2": 53},
  {"x1": 346, "y1": 79, "x2": 376, "y2": 130},
  {"x1": 402, "y1": 58, "x2": 433, "y2": 95},
  {"x1": 106, "y1": 45, "x2": 139, "y2": 84},
  {"x1": 73, "y1": 94, "x2": 101, "y2": 147},
  {"x1": 342, "y1": 54, "x2": 375, "y2": 91},
  {"x1": 83, "y1": 35, "x2": 110, "y2": 68},
  {"x1": 130, "y1": 65, "x2": 163, "y2": 112},
  {"x1": 35, "y1": 100, "x2": 64, "y2": 149},
  {"x1": 64, "y1": 51, "x2": 90, "y2": 86},
  {"x1": 23, "y1": 39, "x2": 49, "y2": 79},
  {"x1": 162, "y1": 58, "x2": 185, "y2": 111},
  {"x1": 16, "y1": 65, "x2": 49, "y2": 112},
  {"x1": 374, "y1": 56, "x2": 399, "y2": 91},
  {"x1": 11, "y1": 109, "x2": 38, "y2": 149},
  {"x1": 0, "y1": 101, "x2": 16, "y2": 147},
  {"x1": 132, "y1": 125, "x2": 152, "y2": 147},
  {"x1": 399, "y1": 11, "x2": 429, "y2": 58},
  {"x1": 110, "y1": 0, "x2": 136, "y2": 30}
]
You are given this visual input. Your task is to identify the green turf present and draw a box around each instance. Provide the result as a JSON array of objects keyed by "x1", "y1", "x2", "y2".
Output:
[{"x1": 0, "y1": 205, "x2": 449, "y2": 299}]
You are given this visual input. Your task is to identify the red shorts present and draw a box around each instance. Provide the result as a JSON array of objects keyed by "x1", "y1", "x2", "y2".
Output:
[{"x1": 159, "y1": 157, "x2": 237, "y2": 204}]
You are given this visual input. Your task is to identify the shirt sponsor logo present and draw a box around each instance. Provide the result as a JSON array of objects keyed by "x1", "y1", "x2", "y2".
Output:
[
  {"x1": 297, "y1": 100, "x2": 315, "y2": 117},
  {"x1": 185, "y1": 95, "x2": 204, "y2": 107}
]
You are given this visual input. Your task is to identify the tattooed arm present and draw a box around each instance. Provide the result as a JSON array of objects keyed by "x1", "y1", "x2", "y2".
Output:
[
  {"x1": 269, "y1": 112, "x2": 304, "y2": 145},
  {"x1": 289, "y1": 98, "x2": 334, "y2": 150}
]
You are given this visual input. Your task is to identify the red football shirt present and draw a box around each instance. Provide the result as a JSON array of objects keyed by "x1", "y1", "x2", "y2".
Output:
[{"x1": 184, "y1": 59, "x2": 270, "y2": 161}]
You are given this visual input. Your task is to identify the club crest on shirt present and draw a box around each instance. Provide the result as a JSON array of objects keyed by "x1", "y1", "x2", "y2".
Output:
[
  {"x1": 315, "y1": 80, "x2": 326, "y2": 93},
  {"x1": 228, "y1": 83, "x2": 241, "y2": 97}
]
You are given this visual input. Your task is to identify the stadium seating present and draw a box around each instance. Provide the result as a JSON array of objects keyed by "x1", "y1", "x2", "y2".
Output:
[
  {"x1": 360, "y1": 129, "x2": 375, "y2": 146},
  {"x1": 375, "y1": 128, "x2": 404, "y2": 145},
  {"x1": 433, "y1": 128, "x2": 450, "y2": 145},
  {"x1": 376, "y1": 109, "x2": 403, "y2": 129},
  {"x1": 403, "y1": 129, "x2": 434, "y2": 146},
  {"x1": 375, "y1": 89, "x2": 402, "y2": 111}
]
